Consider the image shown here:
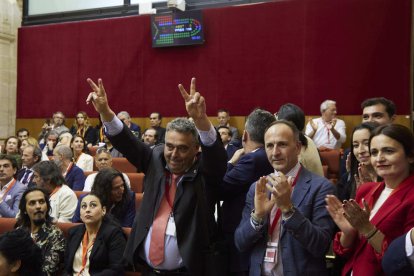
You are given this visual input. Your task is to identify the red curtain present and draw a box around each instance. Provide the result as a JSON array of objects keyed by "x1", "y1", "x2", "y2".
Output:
[{"x1": 17, "y1": 0, "x2": 411, "y2": 118}]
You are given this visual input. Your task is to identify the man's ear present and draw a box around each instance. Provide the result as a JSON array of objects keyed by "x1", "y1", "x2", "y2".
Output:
[
  {"x1": 242, "y1": 130, "x2": 248, "y2": 142},
  {"x1": 10, "y1": 259, "x2": 21, "y2": 273}
]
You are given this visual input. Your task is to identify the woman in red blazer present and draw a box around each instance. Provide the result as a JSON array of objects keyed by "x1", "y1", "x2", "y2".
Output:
[{"x1": 326, "y1": 124, "x2": 414, "y2": 276}]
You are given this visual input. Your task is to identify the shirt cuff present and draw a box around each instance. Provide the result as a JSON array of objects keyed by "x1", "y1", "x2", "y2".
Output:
[
  {"x1": 197, "y1": 125, "x2": 217, "y2": 146},
  {"x1": 103, "y1": 115, "x2": 123, "y2": 137},
  {"x1": 405, "y1": 229, "x2": 414, "y2": 267},
  {"x1": 250, "y1": 217, "x2": 264, "y2": 231}
]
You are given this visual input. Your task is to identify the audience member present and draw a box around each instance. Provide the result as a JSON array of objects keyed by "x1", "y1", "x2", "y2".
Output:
[
  {"x1": 70, "y1": 135, "x2": 93, "y2": 171},
  {"x1": 2, "y1": 136, "x2": 21, "y2": 155},
  {"x1": 32, "y1": 161, "x2": 77, "y2": 222},
  {"x1": 17, "y1": 145, "x2": 42, "y2": 187},
  {"x1": 39, "y1": 112, "x2": 69, "y2": 143},
  {"x1": 16, "y1": 128, "x2": 29, "y2": 141},
  {"x1": 306, "y1": 100, "x2": 346, "y2": 150},
  {"x1": 0, "y1": 155, "x2": 27, "y2": 218},
  {"x1": 217, "y1": 126, "x2": 239, "y2": 161},
  {"x1": 276, "y1": 103, "x2": 324, "y2": 176},
  {"x1": 83, "y1": 148, "x2": 130, "y2": 191},
  {"x1": 117, "y1": 111, "x2": 141, "y2": 139},
  {"x1": 337, "y1": 122, "x2": 379, "y2": 201},
  {"x1": 142, "y1": 127, "x2": 158, "y2": 148},
  {"x1": 20, "y1": 136, "x2": 40, "y2": 152},
  {"x1": 361, "y1": 97, "x2": 396, "y2": 124},
  {"x1": 15, "y1": 187, "x2": 65, "y2": 276},
  {"x1": 340, "y1": 97, "x2": 396, "y2": 176},
  {"x1": 53, "y1": 145, "x2": 86, "y2": 190},
  {"x1": 149, "y1": 112, "x2": 166, "y2": 144},
  {"x1": 41, "y1": 130, "x2": 59, "y2": 157},
  {"x1": 220, "y1": 108, "x2": 275, "y2": 275},
  {"x1": 86, "y1": 77, "x2": 227, "y2": 275},
  {"x1": 73, "y1": 168, "x2": 135, "y2": 227},
  {"x1": 64, "y1": 194, "x2": 126, "y2": 275},
  {"x1": 69, "y1": 111, "x2": 97, "y2": 147},
  {"x1": 0, "y1": 228, "x2": 43, "y2": 276},
  {"x1": 217, "y1": 108, "x2": 240, "y2": 146},
  {"x1": 326, "y1": 124, "x2": 414, "y2": 275},
  {"x1": 235, "y1": 120, "x2": 336, "y2": 275},
  {"x1": 382, "y1": 227, "x2": 414, "y2": 275}
]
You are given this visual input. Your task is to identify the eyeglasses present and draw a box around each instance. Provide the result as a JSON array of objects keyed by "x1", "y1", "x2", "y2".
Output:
[{"x1": 96, "y1": 147, "x2": 110, "y2": 154}]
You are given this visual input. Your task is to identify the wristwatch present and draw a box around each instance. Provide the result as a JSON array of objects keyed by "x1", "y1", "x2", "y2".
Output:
[{"x1": 281, "y1": 206, "x2": 295, "y2": 221}]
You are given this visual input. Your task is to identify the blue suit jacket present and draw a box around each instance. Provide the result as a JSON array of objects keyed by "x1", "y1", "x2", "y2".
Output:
[
  {"x1": 382, "y1": 232, "x2": 414, "y2": 275},
  {"x1": 234, "y1": 167, "x2": 336, "y2": 276},
  {"x1": 0, "y1": 180, "x2": 27, "y2": 218},
  {"x1": 220, "y1": 147, "x2": 273, "y2": 272},
  {"x1": 225, "y1": 143, "x2": 239, "y2": 161},
  {"x1": 65, "y1": 165, "x2": 85, "y2": 191}
]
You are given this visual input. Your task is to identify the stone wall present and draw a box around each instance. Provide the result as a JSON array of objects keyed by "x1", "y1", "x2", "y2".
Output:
[{"x1": 0, "y1": 0, "x2": 21, "y2": 140}]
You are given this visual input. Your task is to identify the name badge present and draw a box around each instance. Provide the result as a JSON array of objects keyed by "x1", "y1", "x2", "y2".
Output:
[
  {"x1": 264, "y1": 242, "x2": 278, "y2": 263},
  {"x1": 166, "y1": 215, "x2": 176, "y2": 237}
]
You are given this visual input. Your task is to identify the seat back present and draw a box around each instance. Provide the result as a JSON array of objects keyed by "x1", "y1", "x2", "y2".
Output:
[
  {"x1": 0, "y1": 218, "x2": 16, "y2": 234},
  {"x1": 127, "y1": 173, "x2": 144, "y2": 193},
  {"x1": 112, "y1": 158, "x2": 137, "y2": 173},
  {"x1": 319, "y1": 149, "x2": 341, "y2": 183}
]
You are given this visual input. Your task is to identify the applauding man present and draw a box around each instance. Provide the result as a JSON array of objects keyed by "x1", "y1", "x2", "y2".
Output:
[{"x1": 235, "y1": 120, "x2": 336, "y2": 275}]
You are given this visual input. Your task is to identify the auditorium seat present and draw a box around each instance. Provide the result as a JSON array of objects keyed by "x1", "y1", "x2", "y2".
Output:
[
  {"x1": 0, "y1": 218, "x2": 16, "y2": 234},
  {"x1": 319, "y1": 150, "x2": 341, "y2": 184},
  {"x1": 57, "y1": 222, "x2": 81, "y2": 238},
  {"x1": 127, "y1": 173, "x2": 144, "y2": 193},
  {"x1": 88, "y1": 146, "x2": 99, "y2": 156},
  {"x1": 112, "y1": 158, "x2": 137, "y2": 173}
]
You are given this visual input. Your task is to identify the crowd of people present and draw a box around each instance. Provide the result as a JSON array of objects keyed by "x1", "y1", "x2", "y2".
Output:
[{"x1": 0, "y1": 77, "x2": 413, "y2": 275}]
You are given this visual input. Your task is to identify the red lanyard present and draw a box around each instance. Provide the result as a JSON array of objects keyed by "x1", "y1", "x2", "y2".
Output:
[
  {"x1": 78, "y1": 231, "x2": 96, "y2": 275},
  {"x1": 268, "y1": 167, "x2": 302, "y2": 235},
  {"x1": 0, "y1": 179, "x2": 16, "y2": 201}
]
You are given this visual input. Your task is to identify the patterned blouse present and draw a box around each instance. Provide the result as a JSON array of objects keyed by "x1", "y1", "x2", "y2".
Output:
[{"x1": 21, "y1": 223, "x2": 66, "y2": 276}]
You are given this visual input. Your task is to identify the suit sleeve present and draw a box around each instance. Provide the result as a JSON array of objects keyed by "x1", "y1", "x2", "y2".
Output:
[
  {"x1": 94, "y1": 228, "x2": 127, "y2": 276},
  {"x1": 0, "y1": 184, "x2": 27, "y2": 218},
  {"x1": 220, "y1": 154, "x2": 259, "y2": 200},
  {"x1": 234, "y1": 182, "x2": 268, "y2": 252},
  {"x1": 283, "y1": 179, "x2": 336, "y2": 258},
  {"x1": 382, "y1": 232, "x2": 414, "y2": 275},
  {"x1": 199, "y1": 132, "x2": 227, "y2": 180}
]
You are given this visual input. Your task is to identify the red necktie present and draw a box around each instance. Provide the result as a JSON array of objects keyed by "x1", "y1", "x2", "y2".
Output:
[{"x1": 149, "y1": 174, "x2": 178, "y2": 266}]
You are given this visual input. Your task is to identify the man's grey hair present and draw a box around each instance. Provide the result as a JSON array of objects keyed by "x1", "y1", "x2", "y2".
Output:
[
  {"x1": 54, "y1": 145, "x2": 73, "y2": 160},
  {"x1": 245, "y1": 108, "x2": 276, "y2": 144},
  {"x1": 166, "y1": 118, "x2": 199, "y2": 145},
  {"x1": 320, "y1": 100, "x2": 336, "y2": 113},
  {"x1": 117, "y1": 111, "x2": 131, "y2": 119},
  {"x1": 25, "y1": 145, "x2": 42, "y2": 164}
]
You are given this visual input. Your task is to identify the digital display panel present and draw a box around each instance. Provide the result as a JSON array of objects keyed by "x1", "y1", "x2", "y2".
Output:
[{"x1": 151, "y1": 10, "x2": 204, "y2": 47}]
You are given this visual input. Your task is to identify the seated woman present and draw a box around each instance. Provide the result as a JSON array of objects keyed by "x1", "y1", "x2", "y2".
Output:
[
  {"x1": 65, "y1": 193, "x2": 126, "y2": 275},
  {"x1": 326, "y1": 124, "x2": 414, "y2": 275},
  {"x1": 0, "y1": 228, "x2": 43, "y2": 276},
  {"x1": 2, "y1": 136, "x2": 22, "y2": 168},
  {"x1": 337, "y1": 122, "x2": 379, "y2": 201},
  {"x1": 71, "y1": 134, "x2": 94, "y2": 171},
  {"x1": 72, "y1": 168, "x2": 136, "y2": 227},
  {"x1": 70, "y1": 111, "x2": 97, "y2": 148}
]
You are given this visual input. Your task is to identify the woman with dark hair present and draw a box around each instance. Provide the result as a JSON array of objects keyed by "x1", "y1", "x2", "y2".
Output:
[
  {"x1": 337, "y1": 122, "x2": 379, "y2": 201},
  {"x1": 69, "y1": 111, "x2": 97, "y2": 148},
  {"x1": 276, "y1": 103, "x2": 324, "y2": 176},
  {"x1": 64, "y1": 194, "x2": 126, "y2": 275},
  {"x1": 326, "y1": 124, "x2": 414, "y2": 275},
  {"x1": 15, "y1": 187, "x2": 65, "y2": 276},
  {"x1": 70, "y1": 134, "x2": 93, "y2": 171},
  {"x1": 2, "y1": 136, "x2": 22, "y2": 169},
  {"x1": 0, "y1": 228, "x2": 43, "y2": 276},
  {"x1": 72, "y1": 168, "x2": 136, "y2": 227}
]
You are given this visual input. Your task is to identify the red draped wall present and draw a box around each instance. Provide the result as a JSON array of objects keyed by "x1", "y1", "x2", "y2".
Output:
[{"x1": 17, "y1": 0, "x2": 412, "y2": 118}]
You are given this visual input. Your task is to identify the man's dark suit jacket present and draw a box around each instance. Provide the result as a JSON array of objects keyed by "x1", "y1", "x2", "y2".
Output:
[
  {"x1": 64, "y1": 219, "x2": 126, "y2": 275},
  {"x1": 220, "y1": 147, "x2": 273, "y2": 272},
  {"x1": 235, "y1": 167, "x2": 336, "y2": 276},
  {"x1": 225, "y1": 143, "x2": 239, "y2": 161},
  {"x1": 382, "y1": 232, "x2": 414, "y2": 275},
  {"x1": 16, "y1": 167, "x2": 35, "y2": 188},
  {"x1": 110, "y1": 125, "x2": 227, "y2": 275},
  {"x1": 65, "y1": 164, "x2": 86, "y2": 191}
]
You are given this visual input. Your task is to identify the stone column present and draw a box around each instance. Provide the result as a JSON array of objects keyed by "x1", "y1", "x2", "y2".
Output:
[{"x1": 0, "y1": 0, "x2": 21, "y2": 140}]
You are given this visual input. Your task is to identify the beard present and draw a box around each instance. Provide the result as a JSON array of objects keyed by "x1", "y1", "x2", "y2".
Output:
[{"x1": 32, "y1": 217, "x2": 46, "y2": 226}]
